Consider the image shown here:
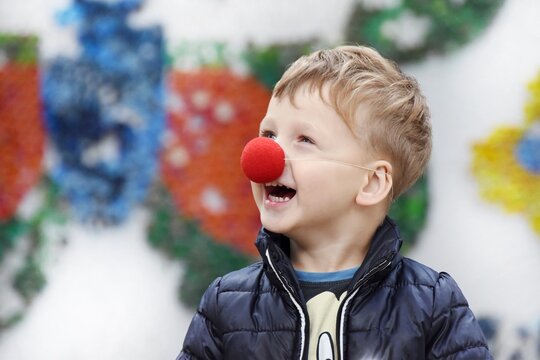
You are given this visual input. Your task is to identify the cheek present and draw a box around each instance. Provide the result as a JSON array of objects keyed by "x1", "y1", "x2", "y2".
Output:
[
  {"x1": 297, "y1": 166, "x2": 359, "y2": 201},
  {"x1": 251, "y1": 182, "x2": 263, "y2": 206},
  {"x1": 296, "y1": 168, "x2": 335, "y2": 201}
]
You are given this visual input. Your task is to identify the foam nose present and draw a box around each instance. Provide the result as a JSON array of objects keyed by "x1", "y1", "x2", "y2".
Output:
[{"x1": 240, "y1": 137, "x2": 285, "y2": 183}]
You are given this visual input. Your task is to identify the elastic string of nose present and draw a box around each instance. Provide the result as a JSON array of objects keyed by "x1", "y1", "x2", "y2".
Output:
[
  {"x1": 284, "y1": 157, "x2": 394, "y2": 201},
  {"x1": 284, "y1": 157, "x2": 388, "y2": 176},
  {"x1": 240, "y1": 138, "x2": 393, "y2": 199}
]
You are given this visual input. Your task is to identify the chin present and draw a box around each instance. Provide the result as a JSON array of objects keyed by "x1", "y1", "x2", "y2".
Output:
[
  {"x1": 261, "y1": 220, "x2": 284, "y2": 234},
  {"x1": 260, "y1": 215, "x2": 293, "y2": 235}
]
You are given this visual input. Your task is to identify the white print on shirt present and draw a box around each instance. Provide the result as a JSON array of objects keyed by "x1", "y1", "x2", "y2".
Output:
[
  {"x1": 318, "y1": 332, "x2": 334, "y2": 360},
  {"x1": 305, "y1": 291, "x2": 348, "y2": 360}
]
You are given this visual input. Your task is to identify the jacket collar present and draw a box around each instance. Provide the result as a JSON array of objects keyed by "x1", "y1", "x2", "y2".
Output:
[{"x1": 255, "y1": 217, "x2": 403, "y2": 298}]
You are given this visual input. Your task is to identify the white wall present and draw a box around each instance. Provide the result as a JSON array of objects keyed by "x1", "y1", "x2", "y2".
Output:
[
  {"x1": 405, "y1": 1, "x2": 540, "y2": 353},
  {"x1": 0, "y1": 0, "x2": 539, "y2": 358}
]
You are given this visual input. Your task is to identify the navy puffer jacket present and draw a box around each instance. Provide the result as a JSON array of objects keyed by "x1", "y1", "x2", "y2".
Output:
[{"x1": 177, "y1": 217, "x2": 491, "y2": 359}]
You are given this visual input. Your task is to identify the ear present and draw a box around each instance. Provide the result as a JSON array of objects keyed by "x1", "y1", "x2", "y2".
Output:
[{"x1": 355, "y1": 160, "x2": 393, "y2": 206}]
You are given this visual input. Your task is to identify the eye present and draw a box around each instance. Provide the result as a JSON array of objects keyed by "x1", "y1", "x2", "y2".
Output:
[
  {"x1": 259, "y1": 130, "x2": 276, "y2": 140},
  {"x1": 299, "y1": 135, "x2": 315, "y2": 144}
]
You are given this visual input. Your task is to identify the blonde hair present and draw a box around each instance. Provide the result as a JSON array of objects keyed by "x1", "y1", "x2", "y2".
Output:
[{"x1": 273, "y1": 45, "x2": 431, "y2": 199}]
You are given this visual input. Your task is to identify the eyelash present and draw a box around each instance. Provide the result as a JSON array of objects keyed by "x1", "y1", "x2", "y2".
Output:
[
  {"x1": 260, "y1": 130, "x2": 276, "y2": 139},
  {"x1": 299, "y1": 135, "x2": 314, "y2": 144},
  {"x1": 259, "y1": 131, "x2": 315, "y2": 145}
]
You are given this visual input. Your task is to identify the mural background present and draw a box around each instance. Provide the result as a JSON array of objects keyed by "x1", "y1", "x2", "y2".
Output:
[{"x1": 0, "y1": 0, "x2": 539, "y2": 359}]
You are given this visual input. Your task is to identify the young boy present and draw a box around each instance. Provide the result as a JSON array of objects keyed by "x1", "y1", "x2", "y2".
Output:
[{"x1": 177, "y1": 46, "x2": 491, "y2": 359}]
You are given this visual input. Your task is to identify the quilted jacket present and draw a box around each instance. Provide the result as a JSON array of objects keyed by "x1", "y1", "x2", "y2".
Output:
[{"x1": 177, "y1": 217, "x2": 491, "y2": 359}]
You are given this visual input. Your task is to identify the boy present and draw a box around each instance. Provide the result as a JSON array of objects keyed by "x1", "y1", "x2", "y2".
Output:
[{"x1": 177, "y1": 45, "x2": 491, "y2": 359}]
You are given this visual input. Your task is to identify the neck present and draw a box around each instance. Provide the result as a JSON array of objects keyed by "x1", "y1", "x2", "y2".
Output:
[{"x1": 288, "y1": 216, "x2": 380, "y2": 273}]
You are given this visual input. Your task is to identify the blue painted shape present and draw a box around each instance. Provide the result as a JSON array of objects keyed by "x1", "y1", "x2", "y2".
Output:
[
  {"x1": 516, "y1": 124, "x2": 540, "y2": 174},
  {"x1": 43, "y1": 0, "x2": 165, "y2": 223}
]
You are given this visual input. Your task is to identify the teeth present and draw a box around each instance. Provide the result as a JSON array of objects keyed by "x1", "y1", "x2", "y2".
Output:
[
  {"x1": 265, "y1": 182, "x2": 286, "y2": 187},
  {"x1": 268, "y1": 195, "x2": 291, "y2": 203},
  {"x1": 265, "y1": 182, "x2": 290, "y2": 188}
]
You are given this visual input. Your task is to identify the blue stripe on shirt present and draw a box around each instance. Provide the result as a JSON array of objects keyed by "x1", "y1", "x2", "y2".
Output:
[{"x1": 294, "y1": 266, "x2": 360, "y2": 282}]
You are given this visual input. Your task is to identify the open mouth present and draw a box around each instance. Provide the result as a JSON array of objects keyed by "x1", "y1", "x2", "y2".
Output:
[{"x1": 264, "y1": 183, "x2": 297, "y2": 203}]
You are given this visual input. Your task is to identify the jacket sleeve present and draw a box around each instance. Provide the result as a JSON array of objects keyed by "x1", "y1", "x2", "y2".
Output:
[
  {"x1": 426, "y1": 272, "x2": 492, "y2": 359},
  {"x1": 176, "y1": 277, "x2": 223, "y2": 360}
]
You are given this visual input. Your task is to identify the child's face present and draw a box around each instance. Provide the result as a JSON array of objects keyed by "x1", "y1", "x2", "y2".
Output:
[{"x1": 252, "y1": 88, "x2": 372, "y2": 239}]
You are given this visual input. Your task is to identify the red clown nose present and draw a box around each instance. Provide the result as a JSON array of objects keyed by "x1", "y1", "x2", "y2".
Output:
[{"x1": 240, "y1": 137, "x2": 285, "y2": 183}]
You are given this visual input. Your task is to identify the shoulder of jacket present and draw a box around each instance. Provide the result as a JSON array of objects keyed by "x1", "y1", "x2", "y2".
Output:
[
  {"x1": 392, "y1": 257, "x2": 442, "y2": 287},
  {"x1": 387, "y1": 258, "x2": 469, "y2": 308},
  {"x1": 217, "y1": 261, "x2": 266, "y2": 293}
]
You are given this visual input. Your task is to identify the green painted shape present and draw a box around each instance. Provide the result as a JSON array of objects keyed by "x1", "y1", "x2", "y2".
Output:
[
  {"x1": 345, "y1": 0, "x2": 503, "y2": 63},
  {"x1": 243, "y1": 42, "x2": 315, "y2": 90},
  {"x1": 389, "y1": 175, "x2": 429, "y2": 253},
  {"x1": 0, "y1": 178, "x2": 66, "y2": 333},
  {"x1": 147, "y1": 186, "x2": 252, "y2": 308},
  {"x1": 0, "y1": 34, "x2": 38, "y2": 64}
]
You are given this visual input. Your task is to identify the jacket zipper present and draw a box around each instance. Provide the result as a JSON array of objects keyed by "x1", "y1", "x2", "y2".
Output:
[
  {"x1": 265, "y1": 249, "x2": 307, "y2": 360},
  {"x1": 337, "y1": 259, "x2": 392, "y2": 360}
]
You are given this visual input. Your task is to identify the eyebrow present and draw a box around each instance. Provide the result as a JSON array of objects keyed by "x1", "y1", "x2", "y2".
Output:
[
  {"x1": 295, "y1": 119, "x2": 320, "y2": 133},
  {"x1": 259, "y1": 117, "x2": 321, "y2": 133}
]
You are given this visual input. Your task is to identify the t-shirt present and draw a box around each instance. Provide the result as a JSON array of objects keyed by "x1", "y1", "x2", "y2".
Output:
[{"x1": 295, "y1": 267, "x2": 359, "y2": 360}]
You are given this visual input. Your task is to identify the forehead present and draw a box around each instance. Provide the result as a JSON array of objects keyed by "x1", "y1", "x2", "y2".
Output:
[
  {"x1": 266, "y1": 85, "x2": 372, "y2": 135},
  {"x1": 262, "y1": 88, "x2": 345, "y2": 128}
]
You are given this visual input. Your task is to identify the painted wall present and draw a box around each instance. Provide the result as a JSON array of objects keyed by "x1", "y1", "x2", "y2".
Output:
[{"x1": 0, "y1": 0, "x2": 539, "y2": 358}]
